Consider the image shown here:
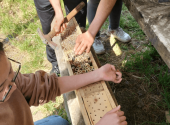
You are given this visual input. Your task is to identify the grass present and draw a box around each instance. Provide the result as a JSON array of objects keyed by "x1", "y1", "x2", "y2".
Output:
[
  {"x1": 123, "y1": 44, "x2": 170, "y2": 123},
  {"x1": 1, "y1": 0, "x2": 170, "y2": 124},
  {"x1": 0, "y1": 0, "x2": 68, "y2": 122},
  {"x1": 0, "y1": 0, "x2": 45, "y2": 74}
]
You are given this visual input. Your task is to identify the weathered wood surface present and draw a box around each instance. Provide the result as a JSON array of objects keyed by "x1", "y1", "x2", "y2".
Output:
[
  {"x1": 165, "y1": 111, "x2": 170, "y2": 123},
  {"x1": 52, "y1": 36, "x2": 85, "y2": 125},
  {"x1": 60, "y1": 18, "x2": 118, "y2": 125},
  {"x1": 51, "y1": 17, "x2": 85, "y2": 125},
  {"x1": 123, "y1": 0, "x2": 170, "y2": 69}
]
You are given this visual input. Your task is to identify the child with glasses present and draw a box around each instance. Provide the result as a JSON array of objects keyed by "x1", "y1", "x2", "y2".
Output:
[{"x1": 0, "y1": 42, "x2": 127, "y2": 125}]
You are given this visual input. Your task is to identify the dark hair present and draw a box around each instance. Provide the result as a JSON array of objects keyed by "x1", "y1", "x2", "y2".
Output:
[{"x1": 0, "y1": 42, "x2": 4, "y2": 52}]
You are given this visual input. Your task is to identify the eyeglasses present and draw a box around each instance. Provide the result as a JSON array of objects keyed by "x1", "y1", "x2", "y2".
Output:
[{"x1": 0, "y1": 58, "x2": 21, "y2": 102}]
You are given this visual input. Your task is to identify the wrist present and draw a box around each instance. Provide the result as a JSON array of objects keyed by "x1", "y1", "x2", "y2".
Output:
[
  {"x1": 94, "y1": 69, "x2": 103, "y2": 81},
  {"x1": 49, "y1": 0, "x2": 64, "y2": 18},
  {"x1": 87, "y1": 28, "x2": 96, "y2": 38},
  {"x1": 55, "y1": 9, "x2": 64, "y2": 18},
  {"x1": 85, "y1": 30, "x2": 95, "y2": 44}
]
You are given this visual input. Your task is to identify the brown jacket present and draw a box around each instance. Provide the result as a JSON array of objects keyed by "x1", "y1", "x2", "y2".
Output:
[{"x1": 0, "y1": 71, "x2": 61, "y2": 125}]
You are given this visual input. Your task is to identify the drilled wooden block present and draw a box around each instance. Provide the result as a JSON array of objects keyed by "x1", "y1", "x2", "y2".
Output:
[
  {"x1": 83, "y1": 91, "x2": 112, "y2": 125},
  {"x1": 60, "y1": 18, "x2": 117, "y2": 125},
  {"x1": 80, "y1": 82, "x2": 104, "y2": 97}
]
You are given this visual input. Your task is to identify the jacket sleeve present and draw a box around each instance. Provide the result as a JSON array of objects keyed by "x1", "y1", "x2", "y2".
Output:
[{"x1": 15, "y1": 70, "x2": 61, "y2": 106}]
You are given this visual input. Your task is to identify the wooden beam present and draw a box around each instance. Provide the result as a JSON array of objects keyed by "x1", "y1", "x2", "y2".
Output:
[
  {"x1": 52, "y1": 17, "x2": 85, "y2": 125},
  {"x1": 59, "y1": 18, "x2": 118, "y2": 125},
  {"x1": 165, "y1": 111, "x2": 170, "y2": 123},
  {"x1": 123, "y1": 0, "x2": 170, "y2": 69}
]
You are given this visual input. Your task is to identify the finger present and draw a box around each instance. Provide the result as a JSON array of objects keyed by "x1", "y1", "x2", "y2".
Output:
[
  {"x1": 120, "y1": 121, "x2": 127, "y2": 125},
  {"x1": 62, "y1": 23, "x2": 66, "y2": 29},
  {"x1": 114, "y1": 78, "x2": 122, "y2": 83},
  {"x1": 117, "y1": 111, "x2": 124, "y2": 116},
  {"x1": 74, "y1": 35, "x2": 82, "y2": 52},
  {"x1": 119, "y1": 116, "x2": 126, "y2": 122},
  {"x1": 108, "y1": 105, "x2": 121, "y2": 114},
  {"x1": 117, "y1": 69, "x2": 120, "y2": 72},
  {"x1": 55, "y1": 22, "x2": 61, "y2": 32},
  {"x1": 55, "y1": 27, "x2": 60, "y2": 32},
  {"x1": 55, "y1": 30, "x2": 61, "y2": 36},
  {"x1": 111, "y1": 65, "x2": 116, "y2": 71},
  {"x1": 116, "y1": 72, "x2": 122, "y2": 79},
  {"x1": 60, "y1": 25, "x2": 64, "y2": 32},
  {"x1": 65, "y1": 23, "x2": 68, "y2": 27},
  {"x1": 76, "y1": 42, "x2": 84, "y2": 55},
  {"x1": 86, "y1": 46, "x2": 91, "y2": 53},
  {"x1": 79, "y1": 45, "x2": 87, "y2": 55},
  {"x1": 62, "y1": 23, "x2": 67, "y2": 31}
]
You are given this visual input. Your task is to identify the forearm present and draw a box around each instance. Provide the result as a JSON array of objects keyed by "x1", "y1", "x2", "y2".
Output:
[
  {"x1": 49, "y1": 0, "x2": 63, "y2": 16},
  {"x1": 58, "y1": 69, "x2": 101, "y2": 94},
  {"x1": 88, "y1": 0, "x2": 117, "y2": 38}
]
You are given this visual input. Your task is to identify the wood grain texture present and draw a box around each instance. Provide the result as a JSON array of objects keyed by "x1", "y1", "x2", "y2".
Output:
[
  {"x1": 60, "y1": 18, "x2": 118, "y2": 125},
  {"x1": 52, "y1": 17, "x2": 85, "y2": 125},
  {"x1": 123, "y1": 0, "x2": 170, "y2": 69},
  {"x1": 165, "y1": 111, "x2": 170, "y2": 123}
]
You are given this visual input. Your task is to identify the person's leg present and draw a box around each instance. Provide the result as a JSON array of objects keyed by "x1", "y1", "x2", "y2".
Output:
[
  {"x1": 87, "y1": 0, "x2": 105, "y2": 54},
  {"x1": 34, "y1": 0, "x2": 87, "y2": 75},
  {"x1": 108, "y1": 0, "x2": 122, "y2": 30},
  {"x1": 34, "y1": 115, "x2": 69, "y2": 125},
  {"x1": 34, "y1": 0, "x2": 59, "y2": 75},
  {"x1": 107, "y1": 0, "x2": 131, "y2": 42},
  {"x1": 87, "y1": 0, "x2": 100, "y2": 37}
]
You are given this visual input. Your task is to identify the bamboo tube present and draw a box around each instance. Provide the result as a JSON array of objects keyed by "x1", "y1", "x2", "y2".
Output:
[
  {"x1": 75, "y1": 68, "x2": 79, "y2": 72},
  {"x1": 81, "y1": 70, "x2": 86, "y2": 73}
]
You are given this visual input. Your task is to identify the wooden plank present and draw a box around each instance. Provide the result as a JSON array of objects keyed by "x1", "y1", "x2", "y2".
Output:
[
  {"x1": 51, "y1": 17, "x2": 86, "y2": 125},
  {"x1": 83, "y1": 91, "x2": 112, "y2": 125},
  {"x1": 165, "y1": 111, "x2": 170, "y2": 123},
  {"x1": 60, "y1": 17, "x2": 118, "y2": 125},
  {"x1": 123, "y1": 0, "x2": 170, "y2": 69},
  {"x1": 100, "y1": 81, "x2": 117, "y2": 108}
]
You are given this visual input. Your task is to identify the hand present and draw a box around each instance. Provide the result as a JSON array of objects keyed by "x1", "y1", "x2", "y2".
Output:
[
  {"x1": 49, "y1": 0, "x2": 67, "y2": 35},
  {"x1": 74, "y1": 31, "x2": 94, "y2": 55},
  {"x1": 99, "y1": 64, "x2": 122, "y2": 83},
  {"x1": 53, "y1": 14, "x2": 67, "y2": 36},
  {"x1": 96, "y1": 105, "x2": 127, "y2": 125}
]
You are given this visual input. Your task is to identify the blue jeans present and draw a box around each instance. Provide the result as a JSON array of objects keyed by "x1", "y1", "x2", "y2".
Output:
[
  {"x1": 34, "y1": 115, "x2": 70, "y2": 125},
  {"x1": 87, "y1": 0, "x2": 123, "y2": 37}
]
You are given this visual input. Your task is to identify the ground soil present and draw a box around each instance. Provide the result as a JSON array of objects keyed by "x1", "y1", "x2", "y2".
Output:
[
  {"x1": 98, "y1": 34, "x2": 166, "y2": 125},
  {"x1": 1, "y1": 32, "x2": 167, "y2": 124}
]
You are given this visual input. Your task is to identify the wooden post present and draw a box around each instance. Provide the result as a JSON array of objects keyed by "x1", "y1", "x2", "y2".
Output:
[
  {"x1": 51, "y1": 18, "x2": 85, "y2": 125},
  {"x1": 59, "y1": 18, "x2": 118, "y2": 125},
  {"x1": 123, "y1": 0, "x2": 170, "y2": 69}
]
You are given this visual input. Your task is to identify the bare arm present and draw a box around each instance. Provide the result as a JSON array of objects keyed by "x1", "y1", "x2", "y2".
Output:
[
  {"x1": 88, "y1": 0, "x2": 117, "y2": 37},
  {"x1": 49, "y1": 0, "x2": 67, "y2": 34},
  {"x1": 74, "y1": 0, "x2": 117, "y2": 55},
  {"x1": 58, "y1": 69, "x2": 100, "y2": 94},
  {"x1": 58, "y1": 64, "x2": 122, "y2": 94}
]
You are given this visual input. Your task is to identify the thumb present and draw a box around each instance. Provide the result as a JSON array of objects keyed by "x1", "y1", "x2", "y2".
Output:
[
  {"x1": 55, "y1": 20, "x2": 63, "y2": 32},
  {"x1": 108, "y1": 105, "x2": 121, "y2": 114},
  {"x1": 116, "y1": 72, "x2": 122, "y2": 79},
  {"x1": 74, "y1": 35, "x2": 81, "y2": 51},
  {"x1": 55, "y1": 24, "x2": 60, "y2": 32},
  {"x1": 111, "y1": 65, "x2": 116, "y2": 71}
]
